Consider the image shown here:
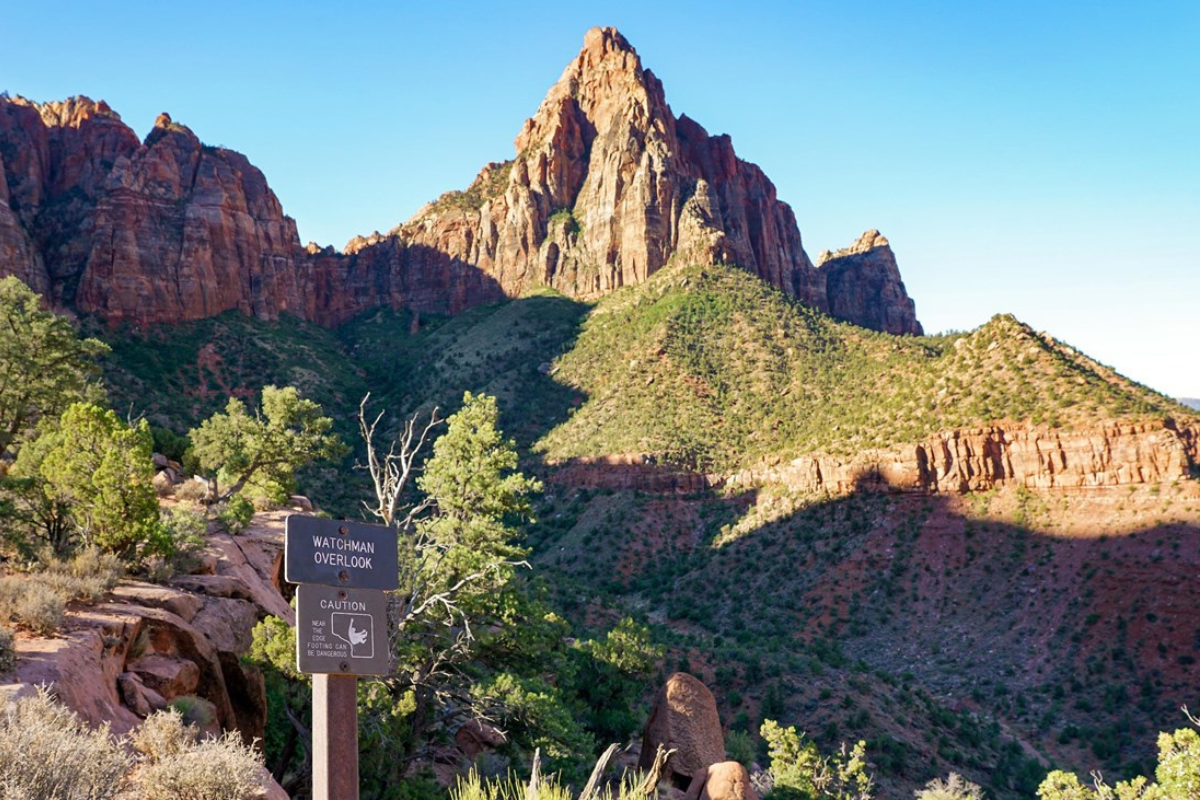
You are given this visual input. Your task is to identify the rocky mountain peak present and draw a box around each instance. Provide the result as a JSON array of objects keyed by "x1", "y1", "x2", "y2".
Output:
[
  {"x1": 819, "y1": 230, "x2": 922, "y2": 335},
  {"x1": 0, "y1": 29, "x2": 924, "y2": 335},
  {"x1": 817, "y1": 229, "x2": 890, "y2": 265},
  {"x1": 28, "y1": 95, "x2": 122, "y2": 129}
]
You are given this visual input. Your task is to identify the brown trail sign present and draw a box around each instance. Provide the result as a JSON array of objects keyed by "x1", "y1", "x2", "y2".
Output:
[{"x1": 285, "y1": 515, "x2": 399, "y2": 800}]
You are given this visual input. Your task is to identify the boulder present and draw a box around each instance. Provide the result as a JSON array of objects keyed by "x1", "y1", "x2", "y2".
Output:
[
  {"x1": 152, "y1": 470, "x2": 174, "y2": 497},
  {"x1": 117, "y1": 671, "x2": 167, "y2": 718},
  {"x1": 683, "y1": 763, "x2": 760, "y2": 800},
  {"x1": 127, "y1": 654, "x2": 200, "y2": 700},
  {"x1": 639, "y1": 672, "x2": 725, "y2": 787},
  {"x1": 456, "y1": 718, "x2": 507, "y2": 759}
]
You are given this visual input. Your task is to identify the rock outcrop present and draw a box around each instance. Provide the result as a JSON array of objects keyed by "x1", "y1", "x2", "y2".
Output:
[
  {"x1": 639, "y1": 672, "x2": 726, "y2": 788},
  {"x1": 727, "y1": 419, "x2": 1200, "y2": 495},
  {"x1": 818, "y1": 230, "x2": 922, "y2": 335},
  {"x1": 551, "y1": 419, "x2": 1200, "y2": 496},
  {"x1": 2, "y1": 510, "x2": 295, "y2": 743},
  {"x1": 683, "y1": 763, "x2": 761, "y2": 800},
  {"x1": 394, "y1": 27, "x2": 828, "y2": 311},
  {"x1": 0, "y1": 28, "x2": 922, "y2": 334}
]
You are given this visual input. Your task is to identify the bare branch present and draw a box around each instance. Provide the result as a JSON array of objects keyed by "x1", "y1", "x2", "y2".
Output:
[{"x1": 357, "y1": 393, "x2": 441, "y2": 526}]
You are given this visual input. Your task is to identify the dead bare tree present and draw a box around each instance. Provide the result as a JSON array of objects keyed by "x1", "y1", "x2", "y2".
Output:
[{"x1": 357, "y1": 392, "x2": 441, "y2": 528}]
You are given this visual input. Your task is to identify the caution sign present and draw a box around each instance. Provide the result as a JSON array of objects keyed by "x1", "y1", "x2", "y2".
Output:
[
  {"x1": 296, "y1": 584, "x2": 391, "y2": 676},
  {"x1": 285, "y1": 515, "x2": 399, "y2": 591}
]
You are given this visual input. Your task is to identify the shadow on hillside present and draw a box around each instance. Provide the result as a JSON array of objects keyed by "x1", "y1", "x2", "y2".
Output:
[
  {"x1": 340, "y1": 289, "x2": 592, "y2": 450},
  {"x1": 532, "y1": 460, "x2": 1200, "y2": 784}
]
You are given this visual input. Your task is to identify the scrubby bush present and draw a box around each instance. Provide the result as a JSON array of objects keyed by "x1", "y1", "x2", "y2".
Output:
[
  {"x1": 917, "y1": 773, "x2": 985, "y2": 800},
  {"x1": 0, "y1": 548, "x2": 125, "y2": 634},
  {"x1": 0, "y1": 625, "x2": 14, "y2": 673},
  {"x1": 0, "y1": 686, "x2": 130, "y2": 799},
  {"x1": 175, "y1": 477, "x2": 211, "y2": 504},
  {"x1": 154, "y1": 506, "x2": 208, "y2": 578},
  {"x1": 760, "y1": 718, "x2": 874, "y2": 800},
  {"x1": 0, "y1": 577, "x2": 65, "y2": 634},
  {"x1": 132, "y1": 708, "x2": 264, "y2": 800},
  {"x1": 217, "y1": 493, "x2": 255, "y2": 534}
]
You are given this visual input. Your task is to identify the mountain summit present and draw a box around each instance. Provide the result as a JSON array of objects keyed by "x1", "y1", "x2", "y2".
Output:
[
  {"x1": 0, "y1": 28, "x2": 921, "y2": 334},
  {"x1": 393, "y1": 27, "x2": 921, "y2": 333}
]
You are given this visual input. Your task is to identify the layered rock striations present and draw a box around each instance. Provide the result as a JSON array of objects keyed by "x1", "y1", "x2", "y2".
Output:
[
  {"x1": 0, "y1": 28, "x2": 922, "y2": 333},
  {"x1": 550, "y1": 419, "x2": 1200, "y2": 496}
]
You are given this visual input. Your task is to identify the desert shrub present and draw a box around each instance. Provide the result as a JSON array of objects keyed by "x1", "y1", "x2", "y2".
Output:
[
  {"x1": 217, "y1": 493, "x2": 255, "y2": 534},
  {"x1": 132, "y1": 708, "x2": 264, "y2": 800},
  {"x1": 727, "y1": 728, "x2": 757, "y2": 768},
  {"x1": 0, "y1": 626, "x2": 14, "y2": 673},
  {"x1": 0, "y1": 577, "x2": 65, "y2": 635},
  {"x1": 168, "y1": 694, "x2": 218, "y2": 729},
  {"x1": 36, "y1": 546, "x2": 126, "y2": 602},
  {"x1": 154, "y1": 507, "x2": 208, "y2": 578},
  {"x1": 0, "y1": 686, "x2": 129, "y2": 799},
  {"x1": 917, "y1": 773, "x2": 985, "y2": 800},
  {"x1": 64, "y1": 545, "x2": 124, "y2": 589},
  {"x1": 130, "y1": 707, "x2": 193, "y2": 761},
  {"x1": 175, "y1": 477, "x2": 211, "y2": 504},
  {"x1": 150, "y1": 426, "x2": 190, "y2": 462}
]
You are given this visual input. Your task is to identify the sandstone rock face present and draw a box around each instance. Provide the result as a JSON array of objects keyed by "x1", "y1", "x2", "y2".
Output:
[
  {"x1": 2, "y1": 510, "x2": 296, "y2": 746},
  {"x1": 683, "y1": 763, "x2": 761, "y2": 800},
  {"x1": 0, "y1": 29, "x2": 922, "y2": 334},
  {"x1": 726, "y1": 419, "x2": 1200, "y2": 495},
  {"x1": 818, "y1": 230, "x2": 922, "y2": 335},
  {"x1": 550, "y1": 420, "x2": 1199, "y2": 496},
  {"x1": 639, "y1": 672, "x2": 726, "y2": 787},
  {"x1": 393, "y1": 27, "x2": 829, "y2": 312},
  {"x1": 76, "y1": 112, "x2": 308, "y2": 325}
]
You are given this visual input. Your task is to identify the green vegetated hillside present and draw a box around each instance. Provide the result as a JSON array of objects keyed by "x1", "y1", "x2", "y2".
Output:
[
  {"x1": 94, "y1": 263, "x2": 1200, "y2": 799},
  {"x1": 537, "y1": 261, "x2": 1190, "y2": 471}
]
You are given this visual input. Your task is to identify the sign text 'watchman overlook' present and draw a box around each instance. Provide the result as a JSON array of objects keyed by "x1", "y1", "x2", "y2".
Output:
[
  {"x1": 310, "y1": 535, "x2": 375, "y2": 569},
  {"x1": 285, "y1": 515, "x2": 399, "y2": 591}
]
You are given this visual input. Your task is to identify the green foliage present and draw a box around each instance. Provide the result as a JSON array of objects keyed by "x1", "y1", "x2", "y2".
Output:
[
  {"x1": 568, "y1": 617, "x2": 663, "y2": 744},
  {"x1": 761, "y1": 718, "x2": 874, "y2": 800},
  {"x1": 0, "y1": 626, "x2": 12, "y2": 673},
  {"x1": 1037, "y1": 722, "x2": 1200, "y2": 800},
  {"x1": 0, "y1": 276, "x2": 109, "y2": 455},
  {"x1": 537, "y1": 264, "x2": 1192, "y2": 471},
  {"x1": 189, "y1": 384, "x2": 346, "y2": 501},
  {"x1": 727, "y1": 729, "x2": 756, "y2": 768},
  {"x1": 470, "y1": 672, "x2": 592, "y2": 762},
  {"x1": 217, "y1": 493, "x2": 255, "y2": 534},
  {"x1": 249, "y1": 613, "x2": 301, "y2": 681},
  {"x1": 15, "y1": 402, "x2": 162, "y2": 558},
  {"x1": 428, "y1": 161, "x2": 514, "y2": 213},
  {"x1": 150, "y1": 425, "x2": 190, "y2": 462}
]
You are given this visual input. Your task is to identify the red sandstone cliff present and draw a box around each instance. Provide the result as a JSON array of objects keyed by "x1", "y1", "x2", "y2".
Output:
[
  {"x1": 550, "y1": 419, "x2": 1200, "y2": 496},
  {"x1": 0, "y1": 28, "x2": 922, "y2": 333},
  {"x1": 392, "y1": 27, "x2": 830, "y2": 311}
]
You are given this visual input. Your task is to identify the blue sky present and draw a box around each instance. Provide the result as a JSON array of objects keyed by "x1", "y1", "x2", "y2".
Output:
[{"x1": 4, "y1": 1, "x2": 1198, "y2": 396}]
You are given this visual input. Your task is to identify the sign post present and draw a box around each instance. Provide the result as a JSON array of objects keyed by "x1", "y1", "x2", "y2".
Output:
[{"x1": 286, "y1": 515, "x2": 398, "y2": 800}]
